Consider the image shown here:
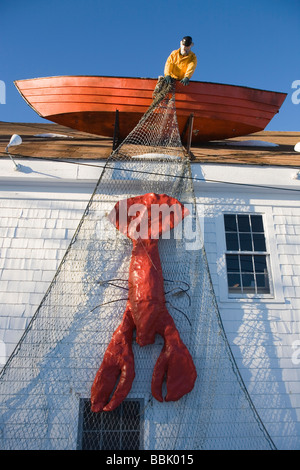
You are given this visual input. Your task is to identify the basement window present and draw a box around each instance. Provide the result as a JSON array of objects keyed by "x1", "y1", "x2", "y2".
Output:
[
  {"x1": 77, "y1": 399, "x2": 143, "y2": 450},
  {"x1": 224, "y1": 214, "x2": 271, "y2": 295}
]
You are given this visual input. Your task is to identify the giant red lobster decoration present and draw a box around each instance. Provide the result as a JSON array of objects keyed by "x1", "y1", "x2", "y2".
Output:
[{"x1": 91, "y1": 192, "x2": 197, "y2": 412}]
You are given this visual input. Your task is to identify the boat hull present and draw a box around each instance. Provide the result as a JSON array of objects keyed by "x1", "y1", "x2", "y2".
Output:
[{"x1": 14, "y1": 76, "x2": 287, "y2": 143}]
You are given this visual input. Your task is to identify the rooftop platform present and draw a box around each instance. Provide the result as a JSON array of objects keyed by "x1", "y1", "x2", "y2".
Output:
[{"x1": 0, "y1": 121, "x2": 299, "y2": 167}]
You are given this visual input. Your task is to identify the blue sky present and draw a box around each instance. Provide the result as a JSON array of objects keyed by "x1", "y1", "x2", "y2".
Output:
[{"x1": 1, "y1": 0, "x2": 299, "y2": 131}]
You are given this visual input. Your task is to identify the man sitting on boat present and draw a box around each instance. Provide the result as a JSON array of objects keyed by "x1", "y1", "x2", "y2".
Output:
[
  {"x1": 153, "y1": 36, "x2": 197, "y2": 99},
  {"x1": 165, "y1": 36, "x2": 197, "y2": 85},
  {"x1": 152, "y1": 36, "x2": 197, "y2": 99}
]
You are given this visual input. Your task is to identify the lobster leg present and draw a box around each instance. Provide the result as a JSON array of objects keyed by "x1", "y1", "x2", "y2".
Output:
[
  {"x1": 91, "y1": 303, "x2": 135, "y2": 412},
  {"x1": 151, "y1": 310, "x2": 197, "y2": 403}
]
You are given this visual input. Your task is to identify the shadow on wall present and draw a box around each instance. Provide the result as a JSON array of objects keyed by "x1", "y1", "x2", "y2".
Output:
[
  {"x1": 202, "y1": 192, "x2": 299, "y2": 450},
  {"x1": 0, "y1": 340, "x2": 6, "y2": 367}
]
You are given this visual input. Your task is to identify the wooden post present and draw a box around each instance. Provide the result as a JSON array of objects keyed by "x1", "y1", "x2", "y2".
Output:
[
  {"x1": 186, "y1": 113, "x2": 194, "y2": 154},
  {"x1": 113, "y1": 109, "x2": 119, "y2": 150}
]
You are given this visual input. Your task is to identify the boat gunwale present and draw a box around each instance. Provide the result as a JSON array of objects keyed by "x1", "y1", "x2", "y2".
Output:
[{"x1": 14, "y1": 75, "x2": 288, "y2": 97}]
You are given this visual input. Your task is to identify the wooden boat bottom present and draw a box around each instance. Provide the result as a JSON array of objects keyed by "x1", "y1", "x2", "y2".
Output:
[{"x1": 46, "y1": 110, "x2": 262, "y2": 144}]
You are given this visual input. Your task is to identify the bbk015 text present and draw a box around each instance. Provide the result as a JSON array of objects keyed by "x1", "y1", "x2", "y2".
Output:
[{"x1": 150, "y1": 454, "x2": 194, "y2": 465}]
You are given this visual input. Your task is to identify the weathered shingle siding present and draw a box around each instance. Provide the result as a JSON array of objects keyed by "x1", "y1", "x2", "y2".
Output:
[
  {"x1": 0, "y1": 189, "x2": 93, "y2": 365},
  {"x1": 0, "y1": 159, "x2": 300, "y2": 449},
  {"x1": 193, "y1": 177, "x2": 300, "y2": 450}
]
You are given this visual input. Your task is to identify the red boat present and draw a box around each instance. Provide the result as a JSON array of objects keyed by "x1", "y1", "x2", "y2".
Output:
[{"x1": 14, "y1": 76, "x2": 287, "y2": 144}]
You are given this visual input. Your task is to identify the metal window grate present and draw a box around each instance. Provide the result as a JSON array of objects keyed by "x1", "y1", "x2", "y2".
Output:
[
  {"x1": 78, "y1": 399, "x2": 143, "y2": 450},
  {"x1": 224, "y1": 214, "x2": 270, "y2": 295}
]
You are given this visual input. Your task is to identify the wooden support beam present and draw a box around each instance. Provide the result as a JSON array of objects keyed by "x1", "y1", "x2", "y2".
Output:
[
  {"x1": 186, "y1": 113, "x2": 194, "y2": 154},
  {"x1": 181, "y1": 113, "x2": 195, "y2": 159},
  {"x1": 112, "y1": 109, "x2": 119, "y2": 150}
]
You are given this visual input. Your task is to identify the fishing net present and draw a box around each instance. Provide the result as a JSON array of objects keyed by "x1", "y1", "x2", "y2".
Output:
[{"x1": 0, "y1": 82, "x2": 276, "y2": 450}]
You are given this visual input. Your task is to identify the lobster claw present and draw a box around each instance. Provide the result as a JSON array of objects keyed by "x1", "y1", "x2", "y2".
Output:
[
  {"x1": 151, "y1": 335, "x2": 197, "y2": 403},
  {"x1": 91, "y1": 306, "x2": 135, "y2": 412},
  {"x1": 91, "y1": 347, "x2": 135, "y2": 412}
]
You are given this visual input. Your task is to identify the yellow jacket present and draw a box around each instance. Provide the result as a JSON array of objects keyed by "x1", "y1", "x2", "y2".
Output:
[{"x1": 164, "y1": 49, "x2": 197, "y2": 80}]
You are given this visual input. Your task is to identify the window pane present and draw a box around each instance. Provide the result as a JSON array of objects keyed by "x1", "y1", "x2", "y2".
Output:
[
  {"x1": 102, "y1": 431, "x2": 120, "y2": 450},
  {"x1": 228, "y1": 273, "x2": 242, "y2": 292},
  {"x1": 254, "y1": 255, "x2": 267, "y2": 273},
  {"x1": 226, "y1": 254, "x2": 239, "y2": 272},
  {"x1": 121, "y1": 432, "x2": 140, "y2": 450},
  {"x1": 256, "y1": 274, "x2": 270, "y2": 293},
  {"x1": 82, "y1": 431, "x2": 101, "y2": 450},
  {"x1": 122, "y1": 401, "x2": 141, "y2": 430},
  {"x1": 226, "y1": 232, "x2": 239, "y2": 250},
  {"x1": 82, "y1": 401, "x2": 102, "y2": 430},
  {"x1": 79, "y1": 399, "x2": 142, "y2": 450},
  {"x1": 102, "y1": 407, "x2": 121, "y2": 430},
  {"x1": 239, "y1": 233, "x2": 252, "y2": 251},
  {"x1": 224, "y1": 214, "x2": 237, "y2": 232},
  {"x1": 238, "y1": 214, "x2": 250, "y2": 232},
  {"x1": 251, "y1": 215, "x2": 264, "y2": 232},
  {"x1": 242, "y1": 274, "x2": 255, "y2": 293},
  {"x1": 240, "y1": 255, "x2": 254, "y2": 272},
  {"x1": 253, "y1": 233, "x2": 266, "y2": 251}
]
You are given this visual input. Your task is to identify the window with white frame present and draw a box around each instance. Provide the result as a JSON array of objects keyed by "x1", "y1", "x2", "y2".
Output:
[{"x1": 224, "y1": 214, "x2": 271, "y2": 295}]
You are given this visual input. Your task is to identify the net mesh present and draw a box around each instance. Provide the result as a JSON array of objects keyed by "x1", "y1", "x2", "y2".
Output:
[{"x1": 0, "y1": 82, "x2": 276, "y2": 450}]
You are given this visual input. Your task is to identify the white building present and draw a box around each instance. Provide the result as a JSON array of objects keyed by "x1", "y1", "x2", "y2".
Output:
[{"x1": 0, "y1": 122, "x2": 299, "y2": 450}]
